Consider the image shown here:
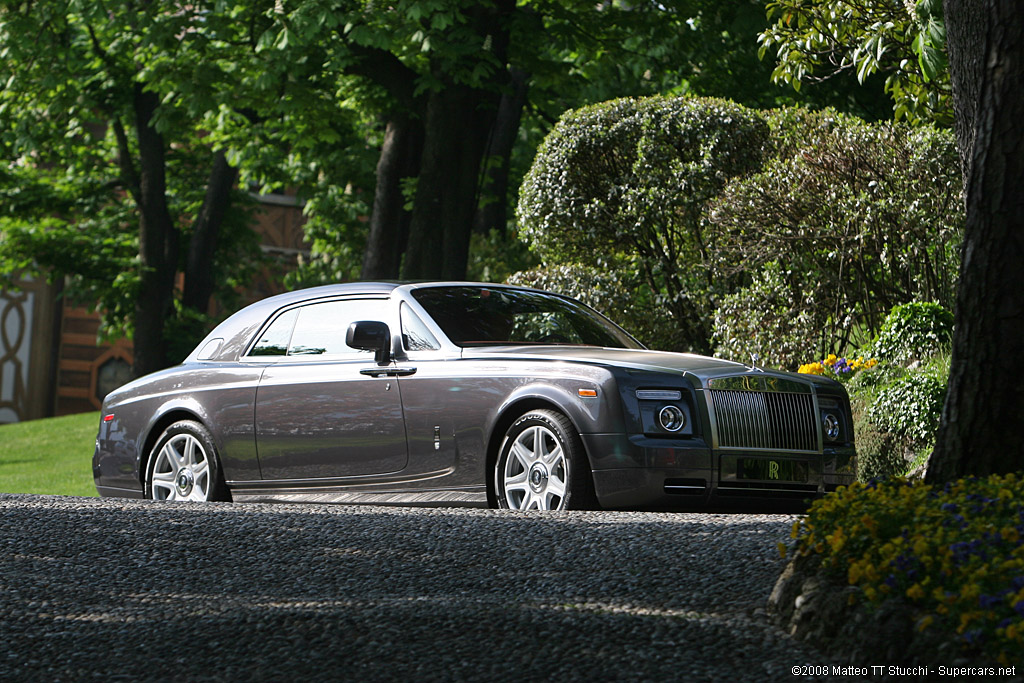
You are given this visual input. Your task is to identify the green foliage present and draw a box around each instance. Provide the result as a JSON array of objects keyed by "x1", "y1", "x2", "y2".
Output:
[
  {"x1": 517, "y1": 95, "x2": 769, "y2": 352},
  {"x1": 847, "y1": 361, "x2": 912, "y2": 480},
  {"x1": 712, "y1": 261, "x2": 820, "y2": 369},
  {"x1": 712, "y1": 108, "x2": 962, "y2": 356},
  {"x1": 792, "y1": 300, "x2": 951, "y2": 482},
  {"x1": 758, "y1": 0, "x2": 951, "y2": 125},
  {"x1": 844, "y1": 351, "x2": 948, "y2": 482},
  {"x1": 872, "y1": 301, "x2": 954, "y2": 364},
  {"x1": 467, "y1": 230, "x2": 539, "y2": 284},
  {"x1": 0, "y1": 1, "x2": 264, "y2": 356},
  {"x1": 507, "y1": 263, "x2": 676, "y2": 351},
  {"x1": 852, "y1": 403, "x2": 908, "y2": 481},
  {"x1": 0, "y1": 413, "x2": 100, "y2": 497},
  {"x1": 869, "y1": 365, "x2": 948, "y2": 446},
  {"x1": 788, "y1": 476, "x2": 1024, "y2": 664}
]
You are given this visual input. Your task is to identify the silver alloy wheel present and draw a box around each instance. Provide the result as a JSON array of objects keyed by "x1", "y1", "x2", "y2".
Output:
[
  {"x1": 149, "y1": 433, "x2": 213, "y2": 501},
  {"x1": 501, "y1": 424, "x2": 568, "y2": 510}
]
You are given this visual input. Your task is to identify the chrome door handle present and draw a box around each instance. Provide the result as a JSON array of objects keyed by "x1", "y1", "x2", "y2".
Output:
[{"x1": 359, "y1": 367, "x2": 417, "y2": 377}]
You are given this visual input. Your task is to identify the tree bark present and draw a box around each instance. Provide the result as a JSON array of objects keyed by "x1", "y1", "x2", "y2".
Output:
[
  {"x1": 942, "y1": 0, "x2": 987, "y2": 194},
  {"x1": 131, "y1": 86, "x2": 179, "y2": 378},
  {"x1": 361, "y1": 115, "x2": 423, "y2": 279},
  {"x1": 472, "y1": 68, "x2": 528, "y2": 237},
  {"x1": 926, "y1": 0, "x2": 1024, "y2": 482},
  {"x1": 401, "y1": 83, "x2": 498, "y2": 280},
  {"x1": 394, "y1": 0, "x2": 514, "y2": 280},
  {"x1": 183, "y1": 150, "x2": 238, "y2": 315}
]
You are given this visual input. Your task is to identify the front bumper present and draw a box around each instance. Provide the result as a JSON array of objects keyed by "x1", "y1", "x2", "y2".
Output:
[{"x1": 583, "y1": 433, "x2": 855, "y2": 510}]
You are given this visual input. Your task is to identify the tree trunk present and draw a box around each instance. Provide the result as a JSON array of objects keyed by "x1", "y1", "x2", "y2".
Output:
[
  {"x1": 943, "y1": 0, "x2": 987, "y2": 193},
  {"x1": 472, "y1": 68, "x2": 528, "y2": 237},
  {"x1": 131, "y1": 86, "x2": 179, "y2": 378},
  {"x1": 401, "y1": 83, "x2": 498, "y2": 280},
  {"x1": 183, "y1": 150, "x2": 238, "y2": 315},
  {"x1": 362, "y1": 115, "x2": 423, "y2": 279},
  {"x1": 926, "y1": 0, "x2": 1024, "y2": 482}
]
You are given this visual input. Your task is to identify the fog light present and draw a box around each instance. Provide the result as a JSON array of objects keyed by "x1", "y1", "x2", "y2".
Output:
[
  {"x1": 823, "y1": 413, "x2": 840, "y2": 441},
  {"x1": 658, "y1": 405, "x2": 686, "y2": 432}
]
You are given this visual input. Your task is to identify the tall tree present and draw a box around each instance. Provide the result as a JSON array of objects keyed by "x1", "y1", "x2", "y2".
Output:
[
  {"x1": 925, "y1": 0, "x2": 1024, "y2": 481},
  {"x1": 268, "y1": 0, "x2": 872, "y2": 285},
  {"x1": 0, "y1": 2, "x2": 259, "y2": 376}
]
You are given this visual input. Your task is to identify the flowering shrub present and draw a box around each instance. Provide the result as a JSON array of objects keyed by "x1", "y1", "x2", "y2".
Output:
[
  {"x1": 798, "y1": 354, "x2": 878, "y2": 382},
  {"x1": 784, "y1": 475, "x2": 1024, "y2": 664}
]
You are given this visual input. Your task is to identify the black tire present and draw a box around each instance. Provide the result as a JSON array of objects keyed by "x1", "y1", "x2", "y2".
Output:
[
  {"x1": 495, "y1": 409, "x2": 597, "y2": 510},
  {"x1": 145, "y1": 420, "x2": 230, "y2": 502}
]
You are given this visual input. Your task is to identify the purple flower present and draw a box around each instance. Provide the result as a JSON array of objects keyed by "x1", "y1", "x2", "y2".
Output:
[
  {"x1": 979, "y1": 594, "x2": 1004, "y2": 609},
  {"x1": 962, "y1": 629, "x2": 985, "y2": 645}
]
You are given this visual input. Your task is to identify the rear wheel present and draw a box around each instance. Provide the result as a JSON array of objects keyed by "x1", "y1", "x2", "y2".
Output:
[
  {"x1": 495, "y1": 409, "x2": 596, "y2": 510},
  {"x1": 146, "y1": 420, "x2": 229, "y2": 502}
]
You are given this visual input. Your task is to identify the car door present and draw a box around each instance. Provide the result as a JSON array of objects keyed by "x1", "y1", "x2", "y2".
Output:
[{"x1": 253, "y1": 297, "x2": 408, "y2": 481}]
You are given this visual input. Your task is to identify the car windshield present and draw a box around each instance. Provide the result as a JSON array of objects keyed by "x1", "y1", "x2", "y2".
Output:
[{"x1": 412, "y1": 286, "x2": 643, "y2": 349}]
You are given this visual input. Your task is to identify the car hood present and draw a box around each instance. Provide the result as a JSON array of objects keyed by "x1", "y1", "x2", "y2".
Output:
[{"x1": 461, "y1": 346, "x2": 831, "y2": 389}]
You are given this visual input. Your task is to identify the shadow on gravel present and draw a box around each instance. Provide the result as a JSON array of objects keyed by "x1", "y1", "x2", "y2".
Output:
[{"x1": 0, "y1": 495, "x2": 826, "y2": 681}]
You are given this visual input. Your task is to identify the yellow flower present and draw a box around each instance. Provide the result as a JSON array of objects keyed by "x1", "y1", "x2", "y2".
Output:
[
  {"x1": 959, "y1": 611, "x2": 979, "y2": 633},
  {"x1": 826, "y1": 528, "x2": 846, "y2": 553},
  {"x1": 917, "y1": 615, "x2": 934, "y2": 631},
  {"x1": 798, "y1": 362, "x2": 825, "y2": 376},
  {"x1": 906, "y1": 583, "x2": 925, "y2": 601}
]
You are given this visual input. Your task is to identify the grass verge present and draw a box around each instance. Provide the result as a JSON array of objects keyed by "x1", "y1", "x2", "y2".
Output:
[{"x1": 0, "y1": 412, "x2": 99, "y2": 497}]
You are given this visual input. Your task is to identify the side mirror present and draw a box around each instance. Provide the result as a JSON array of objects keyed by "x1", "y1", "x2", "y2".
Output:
[{"x1": 346, "y1": 321, "x2": 392, "y2": 366}]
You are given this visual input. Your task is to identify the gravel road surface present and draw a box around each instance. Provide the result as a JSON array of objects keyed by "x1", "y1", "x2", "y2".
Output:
[{"x1": 0, "y1": 494, "x2": 832, "y2": 681}]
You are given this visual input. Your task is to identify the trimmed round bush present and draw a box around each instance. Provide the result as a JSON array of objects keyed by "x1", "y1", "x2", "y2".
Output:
[{"x1": 517, "y1": 95, "x2": 769, "y2": 352}]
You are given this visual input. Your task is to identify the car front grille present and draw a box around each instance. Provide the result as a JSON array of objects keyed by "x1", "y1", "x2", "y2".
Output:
[{"x1": 708, "y1": 389, "x2": 818, "y2": 453}]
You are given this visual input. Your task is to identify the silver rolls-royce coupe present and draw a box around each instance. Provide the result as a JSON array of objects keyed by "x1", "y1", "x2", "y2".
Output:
[{"x1": 93, "y1": 282, "x2": 856, "y2": 510}]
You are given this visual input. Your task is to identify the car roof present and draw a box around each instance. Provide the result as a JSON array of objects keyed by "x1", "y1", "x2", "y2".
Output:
[{"x1": 188, "y1": 281, "x2": 542, "y2": 363}]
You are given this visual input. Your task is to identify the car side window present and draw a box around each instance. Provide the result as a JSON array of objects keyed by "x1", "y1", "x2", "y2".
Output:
[
  {"x1": 400, "y1": 303, "x2": 440, "y2": 352},
  {"x1": 286, "y1": 299, "x2": 385, "y2": 357},
  {"x1": 249, "y1": 309, "x2": 299, "y2": 356}
]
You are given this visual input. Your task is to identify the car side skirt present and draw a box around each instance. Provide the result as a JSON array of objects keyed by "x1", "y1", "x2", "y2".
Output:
[{"x1": 229, "y1": 485, "x2": 487, "y2": 507}]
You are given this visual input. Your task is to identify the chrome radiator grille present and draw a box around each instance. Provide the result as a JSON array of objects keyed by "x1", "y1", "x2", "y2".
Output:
[{"x1": 708, "y1": 389, "x2": 818, "y2": 452}]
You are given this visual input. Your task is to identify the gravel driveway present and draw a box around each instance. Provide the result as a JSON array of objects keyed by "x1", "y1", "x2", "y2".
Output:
[{"x1": 0, "y1": 494, "x2": 832, "y2": 681}]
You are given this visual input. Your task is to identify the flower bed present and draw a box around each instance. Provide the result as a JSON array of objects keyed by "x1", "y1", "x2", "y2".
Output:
[
  {"x1": 782, "y1": 475, "x2": 1024, "y2": 664},
  {"x1": 798, "y1": 354, "x2": 877, "y2": 382}
]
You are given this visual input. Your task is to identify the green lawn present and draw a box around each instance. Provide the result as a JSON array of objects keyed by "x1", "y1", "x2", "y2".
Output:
[{"x1": 0, "y1": 412, "x2": 100, "y2": 497}]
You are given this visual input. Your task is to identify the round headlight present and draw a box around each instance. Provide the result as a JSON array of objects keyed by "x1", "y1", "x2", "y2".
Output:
[
  {"x1": 823, "y1": 413, "x2": 841, "y2": 441},
  {"x1": 658, "y1": 405, "x2": 686, "y2": 432}
]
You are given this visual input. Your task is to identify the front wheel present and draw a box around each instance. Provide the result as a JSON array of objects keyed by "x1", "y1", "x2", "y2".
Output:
[
  {"x1": 495, "y1": 409, "x2": 596, "y2": 511},
  {"x1": 146, "y1": 420, "x2": 230, "y2": 502}
]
